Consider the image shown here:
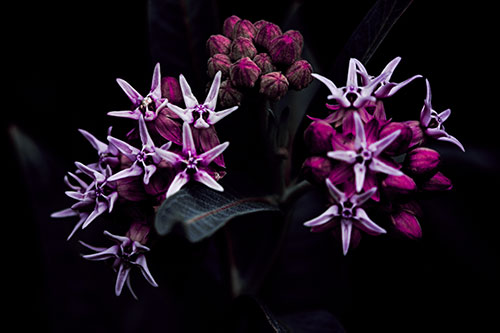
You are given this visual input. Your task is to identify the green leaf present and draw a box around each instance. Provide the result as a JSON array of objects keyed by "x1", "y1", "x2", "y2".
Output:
[{"x1": 154, "y1": 183, "x2": 280, "y2": 242}]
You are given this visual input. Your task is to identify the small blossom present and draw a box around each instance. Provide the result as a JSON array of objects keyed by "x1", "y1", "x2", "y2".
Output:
[
  {"x1": 303, "y1": 179, "x2": 386, "y2": 255},
  {"x1": 108, "y1": 116, "x2": 172, "y2": 185},
  {"x1": 167, "y1": 71, "x2": 238, "y2": 129},
  {"x1": 420, "y1": 79, "x2": 465, "y2": 151},
  {"x1": 79, "y1": 229, "x2": 158, "y2": 299},
  {"x1": 327, "y1": 112, "x2": 403, "y2": 193},
  {"x1": 355, "y1": 57, "x2": 422, "y2": 98},
  {"x1": 108, "y1": 63, "x2": 168, "y2": 122},
  {"x1": 157, "y1": 122, "x2": 229, "y2": 198},
  {"x1": 78, "y1": 127, "x2": 119, "y2": 171}
]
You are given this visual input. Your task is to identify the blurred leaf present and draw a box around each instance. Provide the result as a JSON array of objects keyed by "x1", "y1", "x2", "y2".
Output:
[
  {"x1": 154, "y1": 183, "x2": 280, "y2": 242},
  {"x1": 278, "y1": 310, "x2": 346, "y2": 333}
]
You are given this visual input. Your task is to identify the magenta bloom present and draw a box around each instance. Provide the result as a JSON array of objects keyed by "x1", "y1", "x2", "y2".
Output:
[
  {"x1": 304, "y1": 179, "x2": 386, "y2": 255},
  {"x1": 157, "y1": 122, "x2": 229, "y2": 198},
  {"x1": 420, "y1": 79, "x2": 465, "y2": 152},
  {"x1": 327, "y1": 112, "x2": 403, "y2": 193},
  {"x1": 108, "y1": 63, "x2": 168, "y2": 122},
  {"x1": 355, "y1": 57, "x2": 422, "y2": 98},
  {"x1": 107, "y1": 116, "x2": 172, "y2": 185},
  {"x1": 167, "y1": 71, "x2": 238, "y2": 129},
  {"x1": 80, "y1": 230, "x2": 158, "y2": 299},
  {"x1": 51, "y1": 163, "x2": 118, "y2": 238}
]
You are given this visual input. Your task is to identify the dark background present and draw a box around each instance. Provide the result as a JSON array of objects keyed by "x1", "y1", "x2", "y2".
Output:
[{"x1": 5, "y1": 0, "x2": 499, "y2": 332}]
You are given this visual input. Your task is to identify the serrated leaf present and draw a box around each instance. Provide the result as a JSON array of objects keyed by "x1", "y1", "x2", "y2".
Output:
[{"x1": 154, "y1": 183, "x2": 280, "y2": 242}]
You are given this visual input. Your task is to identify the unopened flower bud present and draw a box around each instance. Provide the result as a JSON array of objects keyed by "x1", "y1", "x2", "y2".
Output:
[
  {"x1": 126, "y1": 222, "x2": 150, "y2": 244},
  {"x1": 232, "y1": 19, "x2": 256, "y2": 40},
  {"x1": 255, "y1": 22, "x2": 282, "y2": 50},
  {"x1": 285, "y1": 59, "x2": 313, "y2": 90},
  {"x1": 229, "y1": 57, "x2": 261, "y2": 88},
  {"x1": 223, "y1": 15, "x2": 240, "y2": 38},
  {"x1": 161, "y1": 76, "x2": 183, "y2": 106},
  {"x1": 259, "y1": 71, "x2": 289, "y2": 100},
  {"x1": 379, "y1": 122, "x2": 413, "y2": 155},
  {"x1": 404, "y1": 120, "x2": 424, "y2": 148},
  {"x1": 207, "y1": 54, "x2": 231, "y2": 79},
  {"x1": 391, "y1": 210, "x2": 422, "y2": 239},
  {"x1": 218, "y1": 79, "x2": 244, "y2": 107},
  {"x1": 304, "y1": 120, "x2": 334, "y2": 154},
  {"x1": 269, "y1": 34, "x2": 301, "y2": 65},
  {"x1": 229, "y1": 37, "x2": 257, "y2": 61},
  {"x1": 382, "y1": 174, "x2": 416, "y2": 195},
  {"x1": 254, "y1": 53, "x2": 276, "y2": 75},
  {"x1": 405, "y1": 147, "x2": 440, "y2": 175},
  {"x1": 253, "y1": 19, "x2": 269, "y2": 31},
  {"x1": 206, "y1": 34, "x2": 231, "y2": 56},
  {"x1": 302, "y1": 156, "x2": 333, "y2": 185},
  {"x1": 283, "y1": 30, "x2": 304, "y2": 52},
  {"x1": 421, "y1": 171, "x2": 453, "y2": 191}
]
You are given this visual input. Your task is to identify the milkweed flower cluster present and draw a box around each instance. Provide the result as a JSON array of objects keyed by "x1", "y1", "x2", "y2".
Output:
[
  {"x1": 302, "y1": 57, "x2": 464, "y2": 255},
  {"x1": 52, "y1": 63, "x2": 236, "y2": 298}
]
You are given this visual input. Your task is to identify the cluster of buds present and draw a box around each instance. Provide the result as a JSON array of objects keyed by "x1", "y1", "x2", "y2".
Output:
[
  {"x1": 301, "y1": 57, "x2": 464, "y2": 255},
  {"x1": 52, "y1": 63, "x2": 238, "y2": 298},
  {"x1": 206, "y1": 15, "x2": 314, "y2": 106}
]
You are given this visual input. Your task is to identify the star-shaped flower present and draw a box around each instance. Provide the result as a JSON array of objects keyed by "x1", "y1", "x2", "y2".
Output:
[
  {"x1": 327, "y1": 112, "x2": 403, "y2": 193},
  {"x1": 167, "y1": 71, "x2": 238, "y2": 129},
  {"x1": 51, "y1": 163, "x2": 119, "y2": 237},
  {"x1": 78, "y1": 127, "x2": 119, "y2": 172},
  {"x1": 304, "y1": 178, "x2": 386, "y2": 255},
  {"x1": 157, "y1": 122, "x2": 229, "y2": 198},
  {"x1": 420, "y1": 79, "x2": 464, "y2": 151},
  {"x1": 108, "y1": 63, "x2": 168, "y2": 122},
  {"x1": 79, "y1": 230, "x2": 158, "y2": 299},
  {"x1": 311, "y1": 58, "x2": 390, "y2": 110},
  {"x1": 107, "y1": 115, "x2": 172, "y2": 185},
  {"x1": 355, "y1": 57, "x2": 422, "y2": 98}
]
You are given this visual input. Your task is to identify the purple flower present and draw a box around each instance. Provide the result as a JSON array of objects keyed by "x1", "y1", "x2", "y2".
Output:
[
  {"x1": 327, "y1": 112, "x2": 403, "y2": 193},
  {"x1": 79, "y1": 230, "x2": 158, "y2": 299},
  {"x1": 355, "y1": 57, "x2": 422, "y2": 98},
  {"x1": 311, "y1": 58, "x2": 390, "y2": 109},
  {"x1": 107, "y1": 116, "x2": 172, "y2": 185},
  {"x1": 167, "y1": 71, "x2": 238, "y2": 129},
  {"x1": 157, "y1": 122, "x2": 229, "y2": 198},
  {"x1": 304, "y1": 179, "x2": 386, "y2": 255},
  {"x1": 108, "y1": 63, "x2": 168, "y2": 122},
  {"x1": 78, "y1": 127, "x2": 119, "y2": 171},
  {"x1": 420, "y1": 79, "x2": 465, "y2": 151},
  {"x1": 51, "y1": 163, "x2": 118, "y2": 237}
]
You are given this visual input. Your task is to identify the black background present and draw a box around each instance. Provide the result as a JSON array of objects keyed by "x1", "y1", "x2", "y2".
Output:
[{"x1": 5, "y1": 0, "x2": 499, "y2": 332}]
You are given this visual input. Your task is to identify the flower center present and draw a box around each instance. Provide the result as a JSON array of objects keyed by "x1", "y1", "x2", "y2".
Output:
[
  {"x1": 140, "y1": 96, "x2": 155, "y2": 111},
  {"x1": 136, "y1": 150, "x2": 147, "y2": 163},
  {"x1": 429, "y1": 111, "x2": 444, "y2": 130},
  {"x1": 184, "y1": 152, "x2": 200, "y2": 174},
  {"x1": 356, "y1": 148, "x2": 373, "y2": 164},
  {"x1": 341, "y1": 201, "x2": 354, "y2": 219}
]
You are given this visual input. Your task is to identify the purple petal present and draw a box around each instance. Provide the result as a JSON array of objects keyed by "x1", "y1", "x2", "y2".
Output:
[
  {"x1": 107, "y1": 110, "x2": 142, "y2": 120},
  {"x1": 194, "y1": 169, "x2": 224, "y2": 192},
  {"x1": 116, "y1": 78, "x2": 143, "y2": 105},
  {"x1": 325, "y1": 178, "x2": 347, "y2": 203},
  {"x1": 380, "y1": 57, "x2": 401, "y2": 81},
  {"x1": 179, "y1": 74, "x2": 199, "y2": 108},
  {"x1": 150, "y1": 63, "x2": 162, "y2": 100},
  {"x1": 126, "y1": 276, "x2": 138, "y2": 300},
  {"x1": 143, "y1": 164, "x2": 157, "y2": 185},
  {"x1": 104, "y1": 230, "x2": 130, "y2": 244},
  {"x1": 354, "y1": 208, "x2": 386, "y2": 235},
  {"x1": 346, "y1": 58, "x2": 359, "y2": 88},
  {"x1": 65, "y1": 191, "x2": 85, "y2": 201},
  {"x1": 79, "y1": 238, "x2": 107, "y2": 252},
  {"x1": 206, "y1": 106, "x2": 238, "y2": 125},
  {"x1": 303, "y1": 205, "x2": 339, "y2": 227},
  {"x1": 82, "y1": 201, "x2": 108, "y2": 229},
  {"x1": 420, "y1": 79, "x2": 432, "y2": 126},
  {"x1": 67, "y1": 214, "x2": 88, "y2": 240},
  {"x1": 78, "y1": 129, "x2": 108, "y2": 154},
  {"x1": 353, "y1": 163, "x2": 366, "y2": 193},
  {"x1": 327, "y1": 150, "x2": 357, "y2": 164},
  {"x1": 134, "y1": 254, "x2": 159, "y2": 287},
  {"x1": 108, "y1": 163, "x2": 144, "y2": 182},
  {"x1": 181, "y1": 122, "x2": 197, "y2": 156},
  {"x1": 353, "y1": 112, "x2": 366, "y2": 150},
  {"x1": 193, "y1": 117, "x2": 210, "y2": 129},
  {"x1": 107, "y1": 191, "x2": 119, "y2": 213},
  {"x1": 66, "y1": 172, "x2": 88, "y2": 190},
  {"x1": 107, "y1": 136, "x2": 140, "y2": 159},
  {"x1": 437, "y1": 135, "x2": 465, "y2": 152},
  {"x1": 311, "y1": 73, "x2": 350, "y2": 108},
  {"x1": 351, "y1": 187, "x2": 377, "y2": 206},
  {"x1": 382, "y1": 74, "x2": 422, "y2": 97},
  {"x1": 166, "y1": 171, "x2": 189, "y2": 198},
  {"x1": 195, "y1": 126, "x2": 225, "y2": 168},
  {"x1": 75, "y1": 162, "x2": 106, "y2": 183},
  {"x1": 198, "y1": 142, "x2": 229, "y2": 166},
  {"x1": 167, "y1": 102, "x2": 193, "y2": 124},
  {"x1": 51, "y1": 208, "x2": 78, "y2": 218},
  {"x1": 369, "y1": 129, "x2": 401, "y2": 156},
  {"x1": 115, "y1": 264, "x2": 132, "y2": 296},
  {"x1": 204, "y1": 71, "x2": 222, "y2": 110},
  {"x1": 341, "y1": 219, "x2": 353, "y2": 255},
  {"x1": 138, "y1": 115, "x2": 154, "y2": 149},
  {"x1": 155, "y1": 148, "x2": 183, "y2": 165},
  {"x1": 81, "y1": 245, "x2": 119, "y2": 261},
  {"x1": 369, "y1": 157, "x2": 403, "y2": 176},
  {"x1": 438, "y1": 108, "x2": 451, "y2": 122}
]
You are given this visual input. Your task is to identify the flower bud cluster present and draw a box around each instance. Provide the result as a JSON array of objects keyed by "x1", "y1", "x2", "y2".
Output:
[
  {"x1": 301, "y1": 57, "x2": 463, "y2": 254},
  {"x1": 206, "y1": 15, "x2": 314, "y2": 106}
]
